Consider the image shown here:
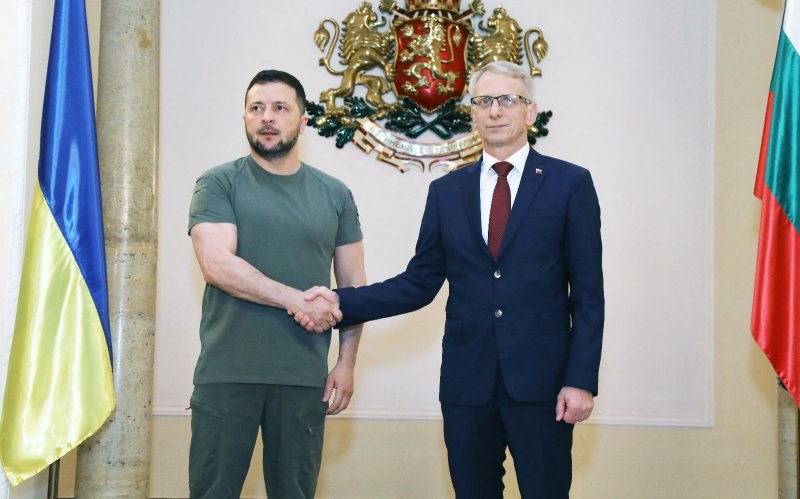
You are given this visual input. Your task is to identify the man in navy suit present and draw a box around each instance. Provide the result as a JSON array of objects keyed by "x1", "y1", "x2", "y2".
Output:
[{"x1": 295, "y1": 61, "x2": 604, "y2": 498}]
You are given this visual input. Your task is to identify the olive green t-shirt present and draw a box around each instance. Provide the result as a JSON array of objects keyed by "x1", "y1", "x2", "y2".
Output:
[{"x1": 188, "y1": 156, "x2": 362, "y2": 387}]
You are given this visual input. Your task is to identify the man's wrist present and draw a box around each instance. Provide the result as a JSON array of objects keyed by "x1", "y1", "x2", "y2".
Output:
[{"x1": 280, "y1": 287, "x2": 305, "y2": 312}]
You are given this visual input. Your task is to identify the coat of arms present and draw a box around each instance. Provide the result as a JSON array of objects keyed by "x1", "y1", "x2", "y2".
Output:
[{"x1": 308, "y1": 0, "x2": 552, "y2": 172}]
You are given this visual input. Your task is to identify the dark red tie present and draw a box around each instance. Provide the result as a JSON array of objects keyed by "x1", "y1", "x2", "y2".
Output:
[{"x1": 488, "y1": 161, "x2": 513, "y2": 259}]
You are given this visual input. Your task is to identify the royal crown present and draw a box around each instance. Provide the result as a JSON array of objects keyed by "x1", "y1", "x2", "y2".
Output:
[{"x1": 406, "y1": 0, "x2": 460, "y2": 13}]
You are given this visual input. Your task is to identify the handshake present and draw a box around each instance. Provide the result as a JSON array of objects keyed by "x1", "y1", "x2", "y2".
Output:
[{"x1": 287, "y1": 286, "x2": 341, "y2": 333}]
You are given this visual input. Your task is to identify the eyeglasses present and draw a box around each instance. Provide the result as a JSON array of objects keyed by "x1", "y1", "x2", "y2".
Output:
[{"x1": 469, "y1": 94, "x2": 531, "y2": 109}]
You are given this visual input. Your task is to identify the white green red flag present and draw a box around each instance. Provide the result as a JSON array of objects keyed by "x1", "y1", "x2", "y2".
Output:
[{"x1": 752, "y1": 0, "x2": 800, "y2": 406}]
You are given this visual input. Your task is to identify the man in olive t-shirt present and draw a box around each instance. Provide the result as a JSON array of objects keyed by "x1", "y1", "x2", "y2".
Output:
[{"x1": 187, "y1": 70, "x2": 365, "y2": 499}]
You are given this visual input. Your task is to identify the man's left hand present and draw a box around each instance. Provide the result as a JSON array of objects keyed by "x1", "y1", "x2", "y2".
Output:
[
  {"x1": 323, "y1": 362, "x2": 354, "y2": 415},
  {"x1": 555, "y1": 386, "x2": 594, "y2": 424}
]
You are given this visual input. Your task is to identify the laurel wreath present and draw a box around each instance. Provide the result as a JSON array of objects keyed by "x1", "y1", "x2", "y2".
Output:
[{"x1": 307, "y1": 98, "x2": 553, "y2": 149}]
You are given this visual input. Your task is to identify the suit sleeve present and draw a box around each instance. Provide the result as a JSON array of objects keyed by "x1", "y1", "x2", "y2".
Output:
[
  {"x1": 563, "y1": 170, "x2": 604, "y2": 395},
  {"x1": 337, "y1": 182, "x2": 447, "y2": 327}
]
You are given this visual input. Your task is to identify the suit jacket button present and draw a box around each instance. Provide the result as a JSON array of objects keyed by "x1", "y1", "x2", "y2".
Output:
[
  {"x1": 494, "y1": 309, "x2": 503, "y2": 318},
  {"x1": 493, "y1": 270, "x2": 502, "y2": 279}
]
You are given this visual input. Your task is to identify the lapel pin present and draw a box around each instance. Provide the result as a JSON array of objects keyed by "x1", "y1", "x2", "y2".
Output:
[{"x1": 535, "y1": 168, "x2": 543, "y2": 175}]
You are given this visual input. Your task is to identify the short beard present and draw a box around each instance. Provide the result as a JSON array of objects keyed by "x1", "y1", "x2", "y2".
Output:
[{"x1": 247, "y1": 126, "x2": 300, "y2": 162}]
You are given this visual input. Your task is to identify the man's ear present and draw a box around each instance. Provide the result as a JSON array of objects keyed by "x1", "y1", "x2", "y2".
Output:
[{"x1": 526, "y1": 102, "x2": 538, "y2": 126}]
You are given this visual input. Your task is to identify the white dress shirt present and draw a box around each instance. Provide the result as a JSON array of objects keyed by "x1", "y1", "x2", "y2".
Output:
[{"x1": 479, "y1": 144, "x2": 531, "y2": 243}]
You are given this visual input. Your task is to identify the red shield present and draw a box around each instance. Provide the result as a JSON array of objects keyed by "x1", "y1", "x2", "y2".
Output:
[{"x1": 392, "y1": 15, "x2": 469, "y2": 113}]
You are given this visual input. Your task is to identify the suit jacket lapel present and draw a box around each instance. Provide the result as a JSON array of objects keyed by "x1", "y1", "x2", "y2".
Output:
[
  {"x1": 498, "y1": 148, "x2": 546, "y2": 258},
  {"x1": 462, "y1": 160, "x2": 493, "y2": 260}
]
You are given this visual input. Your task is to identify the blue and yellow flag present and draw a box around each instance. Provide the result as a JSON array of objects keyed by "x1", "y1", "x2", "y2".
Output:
[{"x1": 0, "y1": 0, "x2": 115, "y2": 485}]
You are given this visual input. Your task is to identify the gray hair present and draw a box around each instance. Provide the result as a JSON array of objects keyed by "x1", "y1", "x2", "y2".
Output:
[{"x1": 468, "y1": 61, "x2": 535, "y2": 100}]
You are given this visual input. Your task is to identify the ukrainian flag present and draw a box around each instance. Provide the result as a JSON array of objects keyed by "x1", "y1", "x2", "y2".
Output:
[{"x1": 0, "y1": 0, "x2": 115, "y2": 485}]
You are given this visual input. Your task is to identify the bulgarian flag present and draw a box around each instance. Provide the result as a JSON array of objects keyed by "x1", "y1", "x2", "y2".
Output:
[
  {"x1": 0, "y1": 0, "x2": 115, "y2": 485},
  {"x1": 752, "y1": 0, "x2": 800, "y2": 407}
]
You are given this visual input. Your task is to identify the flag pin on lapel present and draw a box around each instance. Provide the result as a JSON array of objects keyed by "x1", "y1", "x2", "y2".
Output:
[{"x1": 535, "y1": 168, "x2": 543, "y2": 175}]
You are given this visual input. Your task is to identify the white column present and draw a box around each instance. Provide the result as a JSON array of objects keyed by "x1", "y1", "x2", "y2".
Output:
[{"x1": 74, "y1": 1, "x2": 160, "y2": 496}]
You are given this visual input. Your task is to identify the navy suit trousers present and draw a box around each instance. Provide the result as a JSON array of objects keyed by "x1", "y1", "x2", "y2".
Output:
[{"x1": 441, "y1": 368, "x2": 574, "y2": 499}]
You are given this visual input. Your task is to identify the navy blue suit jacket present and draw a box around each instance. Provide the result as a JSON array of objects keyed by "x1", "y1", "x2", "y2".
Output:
[{"x1": 337, "y1": 148, "x2": 604, "y2": 406}]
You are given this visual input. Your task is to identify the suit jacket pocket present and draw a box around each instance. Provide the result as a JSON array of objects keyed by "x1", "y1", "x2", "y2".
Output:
[
  {"x1": 525, "y1": 208, "x2": 559, "y2": 219},
  {"x1": 522, "y1": 208, "x2": 565, "y2": 244},
  {"x1": 443, "y1": 319, "x2": 466, "y2": 346},
  {"x1": 444, "y1": 319, "x2": 463, "y2": 335},
  {"x1": 537, "y1": 309, "x2": 570, "y2": 332}
]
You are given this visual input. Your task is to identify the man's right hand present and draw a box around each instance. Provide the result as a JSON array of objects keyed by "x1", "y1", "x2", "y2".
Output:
[{"x1": 288, "y1": 286, "x2": 340, "y2": 333}]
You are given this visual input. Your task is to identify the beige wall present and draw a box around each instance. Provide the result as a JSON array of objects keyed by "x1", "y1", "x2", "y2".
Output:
[{"x1": 9, "y1": 0, "x2": 785, "y2": 497}]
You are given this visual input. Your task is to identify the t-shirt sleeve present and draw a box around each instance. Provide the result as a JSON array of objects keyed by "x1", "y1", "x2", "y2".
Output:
[
  {"x1": 188, "y1": 171, "x2": 237, "y2": 234},
  {"x1": 335, "y1": 188, "x2": 363, "y2": 247}
]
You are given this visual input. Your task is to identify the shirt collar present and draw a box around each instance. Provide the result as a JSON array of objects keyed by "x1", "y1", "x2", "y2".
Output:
[{"x1": 481, "y1": 144, "x2": 531, "y2": 176}]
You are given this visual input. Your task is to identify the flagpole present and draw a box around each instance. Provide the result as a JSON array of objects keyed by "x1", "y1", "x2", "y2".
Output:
[
  {"x1": 778, "y1": 382, "x2": 800, "y2": 498},
  {"x1": 46, "y1": 460, "x2": 59, "y2": 499}
]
